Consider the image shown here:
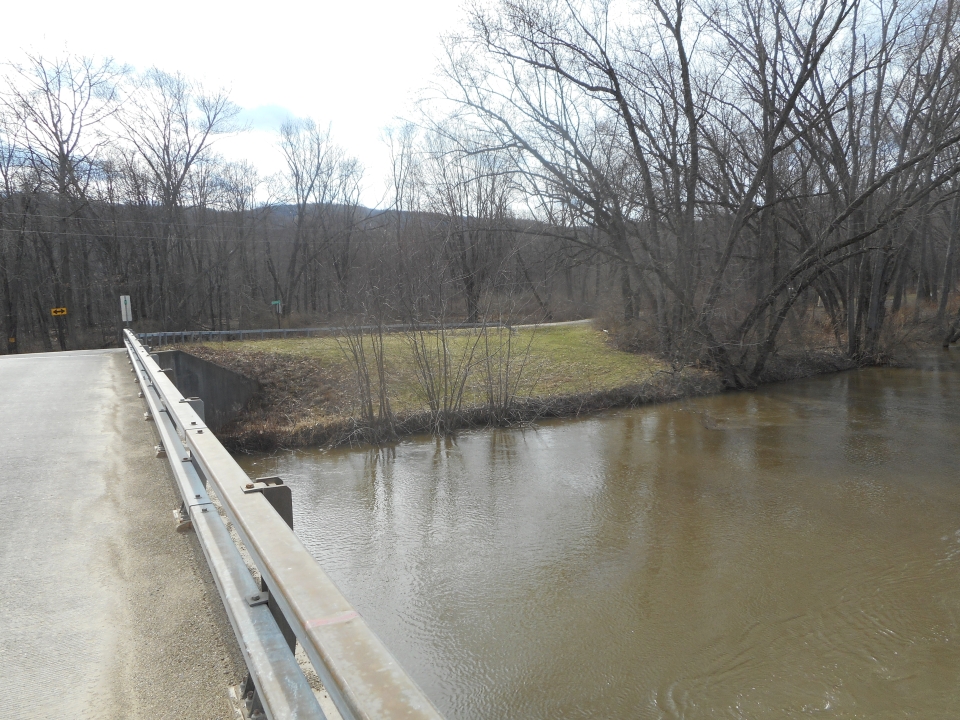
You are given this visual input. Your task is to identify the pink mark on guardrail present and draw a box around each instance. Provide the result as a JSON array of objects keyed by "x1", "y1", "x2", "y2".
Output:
[{"x1": 305, "y1": 611, "x2": 359, "y2": 629}]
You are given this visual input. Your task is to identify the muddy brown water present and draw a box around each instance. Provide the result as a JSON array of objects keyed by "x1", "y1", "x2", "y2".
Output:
[{"x1": 237, "y1": 353, "x2": 960, "y2": 719}]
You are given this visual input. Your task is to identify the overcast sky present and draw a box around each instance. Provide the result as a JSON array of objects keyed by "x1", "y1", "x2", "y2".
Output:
[{"x1": 3, "y1": 0, "x2": 468, "y2": 207}]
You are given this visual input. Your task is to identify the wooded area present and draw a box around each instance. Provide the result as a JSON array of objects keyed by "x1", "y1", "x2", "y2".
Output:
[
  {"x1": 442, "y1": 0, "x2": 960, "y2": 384},
  {"x1": 0, "y1": 56, "x2": 594, "y2": 355},
  {"x1": 3, "y1": 0, "x2": 960, "y2": 386}
]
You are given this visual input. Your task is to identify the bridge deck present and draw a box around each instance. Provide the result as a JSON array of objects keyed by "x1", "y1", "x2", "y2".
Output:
[{"x1": 0, "y1": 349, "x2": 245, "y2": 719}]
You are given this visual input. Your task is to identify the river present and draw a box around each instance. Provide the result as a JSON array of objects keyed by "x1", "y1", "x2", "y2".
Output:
[{"x1": 237, "y1": 352, "x2": 960, "y2": 718}]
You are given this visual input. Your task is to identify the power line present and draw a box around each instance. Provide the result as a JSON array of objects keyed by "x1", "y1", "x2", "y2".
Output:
[{"x1": 0, "y1": 216, "x2": 567, "y2": 247}]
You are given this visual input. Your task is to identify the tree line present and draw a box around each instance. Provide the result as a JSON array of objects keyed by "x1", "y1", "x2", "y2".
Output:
[
  {"x1": 3, "y1": 0, "x2": 960, "y2": 386},
  {"x1": 0, "y1": 55, "x2": 603, "y2": 354}
]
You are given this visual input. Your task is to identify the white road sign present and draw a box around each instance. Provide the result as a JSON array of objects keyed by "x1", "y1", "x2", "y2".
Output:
[{"x1": 120, "y1": 295, "x2": 132, "y2": 322}]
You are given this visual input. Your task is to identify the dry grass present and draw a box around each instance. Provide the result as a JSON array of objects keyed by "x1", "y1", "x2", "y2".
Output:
[{"x1": 179, "y1": 324, "x2": 721, "y2": 451}]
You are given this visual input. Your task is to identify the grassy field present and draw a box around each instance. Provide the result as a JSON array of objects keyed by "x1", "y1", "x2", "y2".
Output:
[{"x1": 182, "y1": 323, "x2": 720, "y2": 450}]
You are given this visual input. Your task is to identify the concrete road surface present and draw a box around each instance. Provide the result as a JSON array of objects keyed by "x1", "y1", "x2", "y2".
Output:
[{"x1": 0, "y1": 349, "x2": 245, "y2": 719}]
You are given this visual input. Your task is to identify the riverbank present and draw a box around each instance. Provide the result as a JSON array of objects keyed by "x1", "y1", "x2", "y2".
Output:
[{"x1": 176, "y1": 324, "x2": 861, "y2": 452}]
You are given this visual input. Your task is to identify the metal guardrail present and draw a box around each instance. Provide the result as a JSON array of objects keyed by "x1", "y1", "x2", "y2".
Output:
[
  {"x1": 124, "y1": 329, "x2": 444, "y2": 720},
  {"x1": 137, "y1": 322, "x2": 504, "y2": 346}
]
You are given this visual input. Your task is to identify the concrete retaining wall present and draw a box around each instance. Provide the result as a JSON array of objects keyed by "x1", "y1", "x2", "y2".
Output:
[{"x1": 152, "y1": 350, "x2": 258, "y2": 431}]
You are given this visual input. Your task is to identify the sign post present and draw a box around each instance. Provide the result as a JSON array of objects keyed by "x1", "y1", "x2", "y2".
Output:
[
  {"x1": 50, "y1": 307, "x2": 67, "y2": 351},
  {"x1": 271, "y1": 300, "x2": 282, "y2": 329}
]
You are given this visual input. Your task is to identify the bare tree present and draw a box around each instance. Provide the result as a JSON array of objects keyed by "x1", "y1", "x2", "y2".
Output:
[
  {"x1": 440, "y1": 0, "x2": 960, "y2": 383},
  {"x1": 2, "y1": 53, "x2": 124, "y2": 348},
  {"x1": 421, "y1": 126, "x2": 515, "y2": 323},
  {"x1": 266, "y1": 119, "x2": 364, "y2": 318},
  {"x1": 119, "y1": 68, "x2": 238, "y2": 328}
]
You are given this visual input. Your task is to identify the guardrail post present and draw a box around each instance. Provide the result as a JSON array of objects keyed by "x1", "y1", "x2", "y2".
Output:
[
  {"x1": 245, "y1": 476, "x2": 297, "y2": 652},
  {"x1": 245, "y1": 476, "x2": 292, "y2": 528},
  {"x1": 185, "y1": 397, "x2": 205, "y2": 423},
  {"x1": 237, "y1": 475, "x2": 299, "y2": 719},
  {"x1": 160, "y1": 367, "x2": 177, "y2": 387},
  {"x1": 239, "y1": 671, "x2": 267, "y2": 719}
]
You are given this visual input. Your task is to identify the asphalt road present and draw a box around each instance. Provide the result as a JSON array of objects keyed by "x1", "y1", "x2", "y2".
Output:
[{"x1": 0, "y1": 348, "x2": 245, "y2": 719}]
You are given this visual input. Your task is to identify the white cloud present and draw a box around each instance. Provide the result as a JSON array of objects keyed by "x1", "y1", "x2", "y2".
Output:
[
  {"x1": 2, "y1": 0, "x2": 468, "y2": 207},
  {"x1": 234, "y1": 105, "x2": 295, "y2": 132}
]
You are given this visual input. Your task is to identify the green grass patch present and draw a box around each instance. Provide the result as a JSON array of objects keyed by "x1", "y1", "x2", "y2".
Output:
[{"x1": 182, "y1": 323, "x2": 688, "y2": 449}]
